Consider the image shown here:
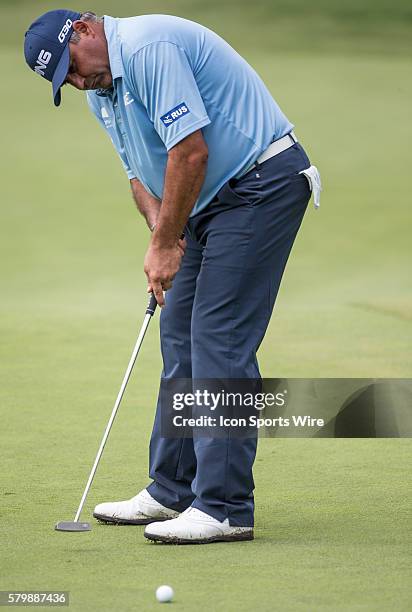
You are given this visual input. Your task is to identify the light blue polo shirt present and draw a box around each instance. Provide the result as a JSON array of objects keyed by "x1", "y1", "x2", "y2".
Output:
[{"x1": 87, "y1": 14, "x2": 293, "y2": 216}]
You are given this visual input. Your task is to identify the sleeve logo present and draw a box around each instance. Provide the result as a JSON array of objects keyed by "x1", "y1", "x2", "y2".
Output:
[{"x1": 160, "y1": 102, "x2": 190, "y2": 127}]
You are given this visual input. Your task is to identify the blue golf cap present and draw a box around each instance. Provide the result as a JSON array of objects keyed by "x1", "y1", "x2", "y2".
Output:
[{"x1": 24, "y1": 9, "x2": 81, "y2": 106}]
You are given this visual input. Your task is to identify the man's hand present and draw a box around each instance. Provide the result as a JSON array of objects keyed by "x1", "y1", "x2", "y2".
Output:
[{"x1": 144, "y1": 236, "x2": 186, "y2": 306}]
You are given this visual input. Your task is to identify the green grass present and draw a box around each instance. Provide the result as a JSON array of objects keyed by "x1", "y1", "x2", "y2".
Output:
[
  {"x1": 2, "y1": 435, "x2": 411, "y2": 610},
  {"x1": 1, "y1": 1, "x2": 411, "y2": 610}
]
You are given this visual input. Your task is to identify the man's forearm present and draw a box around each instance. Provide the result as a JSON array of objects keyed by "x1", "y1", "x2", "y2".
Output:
[
  {"x1": 130, "y1": 178, "x2": 161, "y2": 230},
  {"x1": 143, "y1": 130, "x2": 208, "y2": 306},
  {"x1": 152, "y1": 138, "x2": 208, "y2": 247}
]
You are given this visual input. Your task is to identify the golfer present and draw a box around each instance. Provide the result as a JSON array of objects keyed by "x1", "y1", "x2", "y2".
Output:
[{"x1": 24, "y1": 9, "x2": 320, "y2": 544}]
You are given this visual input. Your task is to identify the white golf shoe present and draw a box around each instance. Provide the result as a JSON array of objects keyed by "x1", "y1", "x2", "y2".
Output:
[
  {"x1": 144, "y1": 507, "x2": 254, "y2": 544},
  {"x1": 93, "y1": 488, "x2": 180, "y2": 525}
]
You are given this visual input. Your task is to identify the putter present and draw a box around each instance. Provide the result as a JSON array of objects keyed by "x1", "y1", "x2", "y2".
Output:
[{"x1": 55, "y1": 293, "x2": 158, "y2": 532}]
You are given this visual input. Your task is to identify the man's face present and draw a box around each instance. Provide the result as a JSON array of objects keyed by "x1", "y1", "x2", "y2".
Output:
[{"x1": 63, "y1": 20, "x2": 112, "y2": 91}]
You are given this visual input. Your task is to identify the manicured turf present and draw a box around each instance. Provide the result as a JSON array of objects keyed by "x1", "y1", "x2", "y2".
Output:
[{"x1": 1, "y1": 1, "x2": 411, "y2": 610}]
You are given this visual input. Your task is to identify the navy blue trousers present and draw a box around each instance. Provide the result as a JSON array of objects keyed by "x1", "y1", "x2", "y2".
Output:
[{"x1": 147, "y1": 142, "x2": 311, "y2": 526}]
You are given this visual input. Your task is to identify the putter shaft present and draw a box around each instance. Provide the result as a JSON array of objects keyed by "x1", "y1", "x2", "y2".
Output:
[{"x1": 72, "y1": 294, "x2": 158, "y2": 524}]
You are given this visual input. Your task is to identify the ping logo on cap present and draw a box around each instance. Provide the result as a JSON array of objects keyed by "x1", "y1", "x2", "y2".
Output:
[
  {"x1": 58, "y1": 19, "x2": 73, "y2": 43},
  {"x1": 34, "y1": 49, "x2": 52, "y2": 76},
  {"x1": 160, "y1": 102, "x2": 190, "y2": 127}
]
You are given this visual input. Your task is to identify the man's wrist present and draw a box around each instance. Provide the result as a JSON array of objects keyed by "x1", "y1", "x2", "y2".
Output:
[{"x1": 151, "y1": 225, "x2": 181, "y2": 248}]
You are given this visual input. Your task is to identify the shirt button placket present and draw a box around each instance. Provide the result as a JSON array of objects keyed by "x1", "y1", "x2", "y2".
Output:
[{"x1": 113, "y1": 91, "x2": 125, "y2": 135}]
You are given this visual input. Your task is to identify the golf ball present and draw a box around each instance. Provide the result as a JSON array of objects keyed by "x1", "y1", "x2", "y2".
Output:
[{"x1": 156, "y1": 585, "x2": 174, "y2": 603}]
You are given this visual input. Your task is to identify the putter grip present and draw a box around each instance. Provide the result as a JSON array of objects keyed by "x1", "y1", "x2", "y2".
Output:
[{"x1": 146, "y1": 292, "x2": 158, "y2": 316}]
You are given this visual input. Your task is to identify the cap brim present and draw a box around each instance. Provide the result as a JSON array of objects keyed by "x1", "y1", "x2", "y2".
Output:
[{"x1": 52, "y1": 44, "x2": 70, "y2": 107}]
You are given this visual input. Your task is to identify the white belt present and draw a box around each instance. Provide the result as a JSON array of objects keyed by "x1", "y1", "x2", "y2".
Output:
[
  {"x1": 256, "y1": 131, "x2": 298, "y2": 165},
  {"x1": 239, "y1": 132, "x2": 297, "y2": 178}
]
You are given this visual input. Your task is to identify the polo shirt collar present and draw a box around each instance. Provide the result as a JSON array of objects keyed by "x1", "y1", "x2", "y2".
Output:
[{"x1": 103, "y1": 15, "x2": 123, "y2": 81}]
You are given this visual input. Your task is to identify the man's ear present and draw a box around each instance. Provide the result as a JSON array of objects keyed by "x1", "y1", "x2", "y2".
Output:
[{"x1": 72, "y1": 20, "x2": 91, "y2": 36}]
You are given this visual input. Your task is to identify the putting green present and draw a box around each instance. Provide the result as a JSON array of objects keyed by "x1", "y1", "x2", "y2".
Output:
[{"x1": 1, "y1": 1, "x2": 411, "y2": 610}]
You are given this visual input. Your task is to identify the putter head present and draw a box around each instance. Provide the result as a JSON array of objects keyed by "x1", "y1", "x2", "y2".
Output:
[{"x1": 55, "y1": 521, "x2": 91, "y2": 532}]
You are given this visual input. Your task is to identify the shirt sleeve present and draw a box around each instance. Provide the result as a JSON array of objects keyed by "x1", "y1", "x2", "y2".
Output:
[
  {"x1": 128, "y1": 42, "x2": 211, "y2": 151},
  {"x1": 86, "y1": 92, "x2": 136, "y2": 180}
]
